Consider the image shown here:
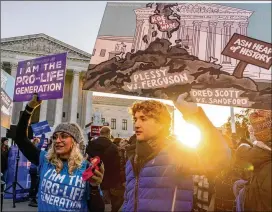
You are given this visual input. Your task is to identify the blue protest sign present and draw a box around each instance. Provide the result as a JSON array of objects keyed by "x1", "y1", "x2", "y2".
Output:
[
  {"x1": 31, "y1": 120, "x2": 51, "y2": 136},
  {"x1": 4, "y1": 145, "x2": 31, "y2": 199}
]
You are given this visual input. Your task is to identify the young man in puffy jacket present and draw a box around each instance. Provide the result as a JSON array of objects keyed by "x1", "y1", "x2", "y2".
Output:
[{"x1": 122, "y1": 94, "x2": 231, "y2": 212}]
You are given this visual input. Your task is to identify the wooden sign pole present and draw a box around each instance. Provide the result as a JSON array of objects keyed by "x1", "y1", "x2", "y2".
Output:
[{"x1": 232, "y1": 60, "x2": 248, "y2": 78}]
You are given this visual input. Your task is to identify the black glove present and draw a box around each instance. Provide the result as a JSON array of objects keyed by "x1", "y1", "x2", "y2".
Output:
[
  {"x1": 25, "y1": 93, "x2": 42, "y2": 114},
  {"x1": 27, "y1": 93, "x2": 42, "y2": 109}
]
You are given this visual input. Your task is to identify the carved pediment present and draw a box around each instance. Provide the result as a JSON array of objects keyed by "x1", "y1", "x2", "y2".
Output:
[
  {"x1": 1, "y1": 34, "x2": 91, "y2": 61},
  {"x1": 171, "y1": 3, "x2": 253, "y2": 15},
  {"x1": 136, "y1": 3, "x2": 253, "y2": 18}
]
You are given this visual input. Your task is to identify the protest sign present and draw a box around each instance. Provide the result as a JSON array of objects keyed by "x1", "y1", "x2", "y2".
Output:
[
  {"x1": 83, "y1": 2, "x2": 271, "y2": 110},
  {"x1": 222, "y1": 33, "x2": 272, "y2": 77},
  {"x1": 1, "y1": 70, "x2": 15, "y2": 129},
  {"x1": 4, "y1": 145, "x2": 31, "y2": 199},
  {"x1": 31, "y1": 120, "x2": 51, "y2": 136},
  {"x1": 189, "y1": 88, "x2": 253, "y2": 108},
  {"x1": 222, "y1": 33, "x2": 272, "y2": 69},
  {"x1": 91, "y1": 126, "x2": 102, "y2": 137},
  {"x1": 13, "y1": 52, "x2": 67, "y2": 102}
]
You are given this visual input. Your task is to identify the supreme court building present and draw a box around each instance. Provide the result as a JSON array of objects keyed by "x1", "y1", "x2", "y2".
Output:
[
  {"x1": 1, "y1": 33, "x2": 172, "y2": 139},
  {"x1": 1, "y1": 34, "x2": 93, "y2": 132}
]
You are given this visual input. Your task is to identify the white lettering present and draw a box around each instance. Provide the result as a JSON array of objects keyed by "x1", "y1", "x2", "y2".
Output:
[
  {"x1": 69, "y1": 176, "x2": 76, "y2": 186},
  {"x1": 56, "y1": 61, "x2": 62, "y2": 69}
]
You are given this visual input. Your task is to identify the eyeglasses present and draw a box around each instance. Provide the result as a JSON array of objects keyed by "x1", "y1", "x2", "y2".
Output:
[{"x1": 52, "y1": 132, "x2": 71, "y2": 141}]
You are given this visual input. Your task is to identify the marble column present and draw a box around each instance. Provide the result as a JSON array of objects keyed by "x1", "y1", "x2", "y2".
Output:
[
  {"x1": 10, "y1": 63, "x2": 19, "y2": 124},
  {"x1": 177, "y1": 20, "x2": 185, "y2": 40},
  {"x1": 235, "y1": 21, "x2": 248, "y2": 65},
  {"x1": 133, "y1": 19, "x2": 145, "y2": 52},
  {"x1": 54, "y1": 98, "x2": 63, "y2": 127},
  {"x1": 147, "y1": 22, "x2": 152, "y2": 43},
  {"x1": 183, "y1": 25, "x2": 190, "y2": 48},
  {"x1": 162, "y1": 32, "x2": 167, "y2": 39},
  {"x1": 85, "y1": 91, "x2": 93, "y2": 126},
  {"x1": 39, "y1": 100, "x2": 48, "y2": 122},
  {"x1": 192, "y1": 21, "x2": 202, "y2": 56},
  {"x1": 206, "y1": 21, "x2": 217, "y2": 61},
  {"x1": 222, "y1": 21, "x2": 233, "y2": 64},
  {"x1": 22, "y1": 102, "x2": 27, "y2": 110},
  {"x1": 69, "y1": 71, "x2": 80, "y2": 123},
  {"x1": 132, "y1": 19, "x2": 142, "y2": 51},
  {"x1": 10, "y1": 63, "x2": 18, "y2": 78},
  {"x1": 239, "y1": 22, "x2": 248, "y2": 36},
  {"x1": 210, "y1": 22, "x2": 217, "y2": 58}
]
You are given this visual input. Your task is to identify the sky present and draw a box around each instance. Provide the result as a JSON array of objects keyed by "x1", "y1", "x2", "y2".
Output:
[
  {"x1": 1, "y1": 1, "x2": 271, "y2": 128},
  {"x1": 98, "y1": 2, "x2": 271, "y2": 43}
]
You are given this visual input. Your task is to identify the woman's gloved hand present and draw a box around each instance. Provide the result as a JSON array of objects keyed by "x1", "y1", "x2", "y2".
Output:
[
  {"x1": 27, "y1": 93, "x2": 42, "y2": 109},
  {"x1": 89, "y1": 163, "x2": 105, "y2": 187}
]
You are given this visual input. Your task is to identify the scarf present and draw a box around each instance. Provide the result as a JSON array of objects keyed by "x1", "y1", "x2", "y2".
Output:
[{"x1": 126, "y1": 135, "x2": 173, "y2": 175}]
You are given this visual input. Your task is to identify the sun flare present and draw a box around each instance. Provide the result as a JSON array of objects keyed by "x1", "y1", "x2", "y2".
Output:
[{"x1": 174, "y1": 112, "x2": 201, "y2": 148}]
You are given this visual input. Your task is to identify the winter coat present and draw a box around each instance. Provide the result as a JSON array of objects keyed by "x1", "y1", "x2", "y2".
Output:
[
  {"x1": 118, "y1": 147, "x2": 127, "y2": 185},
  {"x1": 235, "y1": 142, "x2": 272, "y2": 211},
  {"x1": 123, "y1": 148, "x2": 194, "y2": 212},
  {"x1": 123, "y1": 107, "x2": 231, "y2": 212},
  {"x1": 86, "y1": 136, "x2": 121, "y2": 189},
  {"x1": 1, "y1": 145, "x2": 9, "y2": 173}
]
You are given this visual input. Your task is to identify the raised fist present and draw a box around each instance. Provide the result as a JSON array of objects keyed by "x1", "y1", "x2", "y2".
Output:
[
  {"x1": 173, "y1": 93, "x2": 198, "y2": 116},
  {"x1": 27, "y1": 93, "x2": 42, "y2": 109}
]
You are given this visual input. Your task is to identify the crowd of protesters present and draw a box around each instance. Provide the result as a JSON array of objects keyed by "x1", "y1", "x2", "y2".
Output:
[{"x1": 1, "y1": 93, "x2": 271, "y2": 212}]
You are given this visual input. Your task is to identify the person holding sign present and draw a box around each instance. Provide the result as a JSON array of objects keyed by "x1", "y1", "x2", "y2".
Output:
[
  {"x1": 122, "y1": 94, "x2": 231, "y2": 212},
  {"x1": 14, "y1": 94, "x2": 105, "y2": 212}
]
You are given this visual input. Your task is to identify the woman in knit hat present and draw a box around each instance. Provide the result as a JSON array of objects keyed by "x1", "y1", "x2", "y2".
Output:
[
  {"x1": 14, "y1": 94, "x2": 104, "y2": 212},
  {"x1": 234, "y1": 109, "x2": 271, "y2": 212}
]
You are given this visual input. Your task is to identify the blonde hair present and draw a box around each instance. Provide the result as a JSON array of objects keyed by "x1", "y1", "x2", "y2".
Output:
[{"x1": 46, "y1": 138, "x2": 84, "y2": 175}]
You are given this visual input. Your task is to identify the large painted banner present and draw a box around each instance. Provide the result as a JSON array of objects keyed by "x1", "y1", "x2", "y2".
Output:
[
  {"x1": 1, "y1": 69, "x2": 15, "y2": 129},
  {"x1": 13, "y1": 52, "x2": 67, "y2": 102},
  {"x1": 83, "y1": 3, "x2": 272, "y2": 110}
]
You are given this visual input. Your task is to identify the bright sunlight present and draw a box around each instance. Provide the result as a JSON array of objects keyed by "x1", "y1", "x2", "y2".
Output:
[{"x1": 174, "y1": 110, "x2": 202, "y2": 148}]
